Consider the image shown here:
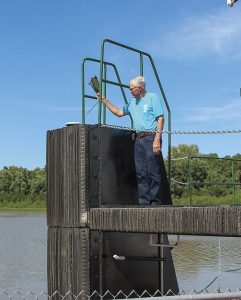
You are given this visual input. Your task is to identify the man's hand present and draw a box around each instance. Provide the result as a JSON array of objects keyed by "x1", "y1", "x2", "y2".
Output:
[
  {"x1": 153, "y1": 139, "x2": 162, "y2": 155},
  {"x1": 96, "y1": 93, "x2": 103, "y2": 100},
  {"x1": 153, "y1": 115, "x2": 164, "y2": 154},
  {"x1": 96, "y1": 93, "x2": 125, "y2": 117},
  {"x1": 97, "y1": 93, "x2": 108, "y2": 105}
]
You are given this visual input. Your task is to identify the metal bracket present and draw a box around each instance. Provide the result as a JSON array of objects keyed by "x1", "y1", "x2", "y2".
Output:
[
  {"x1": 149, "y1": 234, "x2": 180, "y2": 248},
  {"x1": 113, "y1": 254, "x2": 125, "y2": 261},
  {"x1": 113, "y1": 254, "x2": 166, "y2": 262}
]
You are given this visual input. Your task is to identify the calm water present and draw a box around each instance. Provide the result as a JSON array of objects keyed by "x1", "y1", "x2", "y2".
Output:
[
  {"x1": 0, "y1": 212, "x2": 47, "y2": 294},
  {"x1": 0, "y1": 212, "x2": 241, "y2": 294}
]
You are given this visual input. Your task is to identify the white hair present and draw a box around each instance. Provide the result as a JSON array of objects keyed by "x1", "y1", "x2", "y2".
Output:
[{"x1": 130, "y1": 76, "x2": 146, "y2": 89}]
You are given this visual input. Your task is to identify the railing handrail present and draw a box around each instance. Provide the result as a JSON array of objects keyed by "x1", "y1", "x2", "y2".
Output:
[
  {"x1": 81, "y1": 57, "x2": 130, "y2": 124},
  {"x1": 189, "y1": 155, "x2": 241, "y2": 162},
  {"x1": 184, "y1": 155, "x2": 241, "y2": 205}
]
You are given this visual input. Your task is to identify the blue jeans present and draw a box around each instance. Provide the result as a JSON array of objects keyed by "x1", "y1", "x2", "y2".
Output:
[{"x1": 134, "y1": 135, "x2": 163, "y2": 205}]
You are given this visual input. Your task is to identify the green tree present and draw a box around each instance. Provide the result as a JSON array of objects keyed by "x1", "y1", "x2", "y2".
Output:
[
  {"x1": 171, "y1": 144, "x2": 199, "y2": 158},
  {"x1": 30, "y1": 167, "x2": 46, "y2": 195},
  {"x1": 0, "y1": 166, "x2": 46, "y2": 206},
  {"x1": 0, "y1": 166, "x2": 31, "y2": 194},
  {"x1": 170, "y1": 144, "x2": 208, "y2": 198}
]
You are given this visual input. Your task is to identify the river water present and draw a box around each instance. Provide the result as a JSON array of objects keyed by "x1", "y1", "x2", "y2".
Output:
[{"x1": 0, "y1": 212, "x2": 240, "y2": 294}]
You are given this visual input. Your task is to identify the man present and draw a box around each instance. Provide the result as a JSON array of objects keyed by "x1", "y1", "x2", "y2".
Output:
[{"x1": 99, "y1": 76, "x2": 164, "y2": 205}]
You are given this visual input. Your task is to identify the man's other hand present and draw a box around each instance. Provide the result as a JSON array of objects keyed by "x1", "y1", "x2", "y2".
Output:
[{"x1": 153, "y1": 139, "x2": 161, "y2": 155}]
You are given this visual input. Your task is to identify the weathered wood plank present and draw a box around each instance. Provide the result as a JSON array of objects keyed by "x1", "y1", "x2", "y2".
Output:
[
  {"x1": 46, "y1": 125, "x2": 89, "y2": 227},
  {"x1": 48, "y1": 227, "x2": 90, "y2": 299},
  {"x1": 89, "y1": 206, "x2": 241, "y2": 236}
]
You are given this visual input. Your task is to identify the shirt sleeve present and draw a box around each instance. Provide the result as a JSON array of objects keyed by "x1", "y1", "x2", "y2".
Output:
[
  {"x1": 152, "y1": 93, "x2": 164, "y2": 118},
  {"x1": 123, "y1": 103, "x2": 130, "y2": 115}
]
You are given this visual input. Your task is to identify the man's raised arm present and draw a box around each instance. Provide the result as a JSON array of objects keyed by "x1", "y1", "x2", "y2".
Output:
[{"x1": 98, "y1": 94, "x2": 126, "y2": 117}]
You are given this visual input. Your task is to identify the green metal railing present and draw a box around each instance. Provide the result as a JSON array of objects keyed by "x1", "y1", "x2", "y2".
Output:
[
  {"x1": 81, "y1": 57, "x2": 129, "y2": 124},
  {"x1": 186, "y1": 156, "x2": 241, "y2": 205},
  {"x1": 81, "y1": 39, "x2": 171, "y2": 179}
]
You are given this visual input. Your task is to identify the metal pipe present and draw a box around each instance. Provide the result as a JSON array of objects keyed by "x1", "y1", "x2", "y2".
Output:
[
  {"x1": 140, "y1": 53, "x2": 143, "y2": 76},
  {"x1": 150, "y1": 234, "x2": 180, "y2": 248},
  {"x1": 103, "y1": 64, "x2": 107, "y2": 124},
  {"x1": 112, "y1": 254, "x2": 165, "y2": 262},
  {"x1": 102, "y1": 79, "x2": 129, "y2": 89},
  {"x1": 120, "y1": 291, "x2": 241, "y2": 300},
  {"x1": 190, "y1": 155, "x2": 241, "y2": 162},
  {"x1": 99, "y1": 43, "x2": 105, "y2": 124},
  {"x1": 157, "y1": 234, "x2": 161, "y2": 292},
  {"x1": 188, "y1": 157, "x2": 192, "y2": 205},
  {"x1": 99, "y1": 231, "x2": 103, "y2": 295},
  {"x1": 83, "y1": 57, "x2": 116, "y2": 66},
  {"x1": 102, "y1": 38, "x2": 150, "y2": 56},
  {"x1": 85, "y1": 94, "x2": 98, "y2": 100},
  {"x1": 160, "y1": 234, "x2": 164, "y2": 294},
  {"x1": 188, "y1": 181, "x2": 241, "y2": 186},
  {"x1": 232, "y1": 159, "x2": 236, "y2": 204},
  {"x1": 81, "y1": 60, "x2": 85, "y2": 124}
]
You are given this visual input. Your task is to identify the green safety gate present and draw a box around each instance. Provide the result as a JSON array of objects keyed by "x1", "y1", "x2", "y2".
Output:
[{"x1": 81, "y1": 39, "x2": 172, "y2": 179}]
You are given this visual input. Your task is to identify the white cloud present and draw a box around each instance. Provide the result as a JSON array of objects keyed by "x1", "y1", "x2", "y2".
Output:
[
  {"x1": 184, "y1": 99, "x2": 241, "y2": 122},
  {"x1": 149, "y1": 7, "x2": 241, "y2": 59}
]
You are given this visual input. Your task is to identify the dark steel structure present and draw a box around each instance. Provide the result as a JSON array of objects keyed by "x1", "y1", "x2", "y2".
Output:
[{"x1": 47, "y1": 125, "x2": 178, "y2": 297}]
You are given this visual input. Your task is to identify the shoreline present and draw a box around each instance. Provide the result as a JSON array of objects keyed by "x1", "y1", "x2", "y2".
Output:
[{"x1": 0, "y1": 207, "x2": 46, "y2": 212}]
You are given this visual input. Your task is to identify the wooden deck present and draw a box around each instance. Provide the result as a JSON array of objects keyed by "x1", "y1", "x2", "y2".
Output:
[{"x1": 89, "y1": 205, "x2": 241, "y2": 237}]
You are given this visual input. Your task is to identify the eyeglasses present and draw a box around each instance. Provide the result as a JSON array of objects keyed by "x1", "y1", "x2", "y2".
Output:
[{"x1": 130, "y1": 86, "x2": 140, "y2": 92}]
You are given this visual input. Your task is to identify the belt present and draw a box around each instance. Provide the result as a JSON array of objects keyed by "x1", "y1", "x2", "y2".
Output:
[{"x1": 137, "y1": 131, "x2": 155, "y2": 138}]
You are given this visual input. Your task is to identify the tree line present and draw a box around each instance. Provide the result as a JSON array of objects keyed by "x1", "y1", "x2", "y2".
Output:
[
  {"x1": 0, "y1": 166, "x2": 46, "y2": 206},
  {"x1": 0, "y1": 144, "x2": 241, "y2": 207}
]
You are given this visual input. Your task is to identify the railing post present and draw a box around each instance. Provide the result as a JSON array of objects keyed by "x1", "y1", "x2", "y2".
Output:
[
  {"x1": 103, "y1": 64, "x2": 107, "y2": 124},
  {"x1": 232, "y1": 159, "x2": 236, "y2": 204},
  {"x1": 99, "y1": 41, "x2": 105, "y2": 124},
  {"x1": 81, "y1": 60, "x2": 85, "y2": 124},
  {"x1": 140, "y1": 53, "x2": 143, "y2": 76},
  {"x1": 188, "y1": 156, "x2": 192, "y2": 205}
]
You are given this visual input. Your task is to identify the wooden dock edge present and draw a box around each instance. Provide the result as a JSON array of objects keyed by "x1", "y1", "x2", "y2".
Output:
[{"x1": 89, "y1": 206, "x2": 241, "y2": 236}]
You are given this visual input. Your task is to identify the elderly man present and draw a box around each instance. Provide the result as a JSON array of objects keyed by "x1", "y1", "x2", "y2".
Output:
[{"x1": 99, "y1": 76, "x2": 164, "y2": 205}]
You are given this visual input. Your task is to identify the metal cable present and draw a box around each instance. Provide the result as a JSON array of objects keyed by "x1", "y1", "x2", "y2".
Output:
[
  {"x1": 171, "y1": 157, "x2": 189, "y2": 161},
  {"x1": 171, "y1": 178, "x2": 189, "y2": 185},
  {"x1": 100, "y1": 124, "x2": 241, "y2": 135},
  {"x1": 198, "y1": 276, "x2": 219, "y2": 294}
]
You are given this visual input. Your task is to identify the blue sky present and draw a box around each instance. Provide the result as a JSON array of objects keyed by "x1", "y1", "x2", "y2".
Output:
[{"x1": 0, "y1": 0, "x2": 241, "y2": 169}]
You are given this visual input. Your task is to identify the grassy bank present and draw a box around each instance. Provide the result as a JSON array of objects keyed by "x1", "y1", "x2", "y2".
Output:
[
  {"x1": 0, "y1": 192, "x2": 240, "y2": 211},
  {"x1": 173, "y1": 192, "x2": 241, "y2": 206},
  {"x1": 0, "y1": 193, "x2": 46, "y2": 211}
]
